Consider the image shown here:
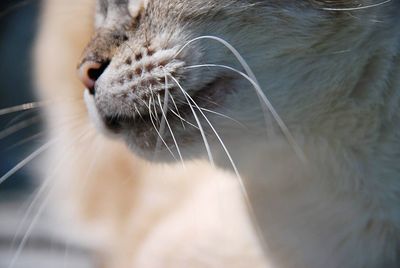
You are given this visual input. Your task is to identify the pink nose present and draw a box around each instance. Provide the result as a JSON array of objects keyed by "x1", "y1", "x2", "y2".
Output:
[{"x1": 78, "y1": 61, "x2": 108, "y2": 94}]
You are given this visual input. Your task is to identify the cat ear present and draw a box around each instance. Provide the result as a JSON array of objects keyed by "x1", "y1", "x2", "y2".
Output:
[{"x1": 128, "y1": 0, "x2": 148, "y2": 18}]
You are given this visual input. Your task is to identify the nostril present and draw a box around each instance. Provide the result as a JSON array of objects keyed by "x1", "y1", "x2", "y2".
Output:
[
  {"x1": 78, "y1": 60, "x2": 110, "y2": 94},
  {"x1": 90, "y1": 60, "x2": 110, "y2": 80}
]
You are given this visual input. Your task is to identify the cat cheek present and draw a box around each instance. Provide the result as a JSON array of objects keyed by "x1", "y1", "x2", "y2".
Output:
[{"x1": 94, "y1": 13, "x2": 106, "y2": 29}]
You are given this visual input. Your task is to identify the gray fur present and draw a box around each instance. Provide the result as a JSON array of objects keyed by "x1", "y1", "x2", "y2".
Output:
[{"x1": 81, "y1": 1, "x2": 400, "y2": 267}]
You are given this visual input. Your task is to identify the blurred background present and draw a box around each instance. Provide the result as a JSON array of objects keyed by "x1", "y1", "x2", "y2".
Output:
[
  {"x1": 0, "y1": 0, "x2": 41, "y2": 198},
  {"x1": 0, "y1": 3, "x2": 94, "y2": 267}
]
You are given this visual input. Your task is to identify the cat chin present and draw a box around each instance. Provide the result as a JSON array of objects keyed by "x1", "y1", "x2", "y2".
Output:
[
  {"x1": 84, "y1": 89, "x2": 205, "y2": 163},
  {"x1": 84, "y1": 89, "x2": 118, "y2": 138},
  {"x1": 122, "y1": 124, "x2": 210, "y2": 164}
]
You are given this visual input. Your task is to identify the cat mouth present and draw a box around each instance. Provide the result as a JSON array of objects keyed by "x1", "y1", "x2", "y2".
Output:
[
  {"x1": 89, "y1": 75, "x2": 230, "y2": 125},
  {"x1": 84, "y1": 75, "x2": 234, "y2": 155}
]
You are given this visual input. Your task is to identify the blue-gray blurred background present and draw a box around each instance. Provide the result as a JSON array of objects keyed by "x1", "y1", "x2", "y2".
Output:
[
  {"x1": 0, "y1": 4, "x2": 95, "y2": 267},
  {"x1": 0, "y1": 0, "x2": 41, "y2": 197}
]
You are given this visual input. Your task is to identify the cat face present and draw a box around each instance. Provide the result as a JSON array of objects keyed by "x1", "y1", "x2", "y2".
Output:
[{"x1": 79, "y1": 0, "x2": 395, "y2": 160}]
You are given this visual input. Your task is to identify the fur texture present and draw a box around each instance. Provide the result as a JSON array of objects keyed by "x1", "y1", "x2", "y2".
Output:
[
  {"x1": 34, "y1": 0, "x2": 266, "y2": 267},
  {"x1": 35, "y1": 0, "x2": 400, "y2": 267}
]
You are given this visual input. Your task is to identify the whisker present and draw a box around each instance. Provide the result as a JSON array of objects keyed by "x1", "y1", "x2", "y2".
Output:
[
  {"x1": 152, "y1": 93, "x2": 166, "y2": 154},
  {"x1": 0, "y1": 116, "x2": 41, "y2": 140},
  {"x1": 148, "y1": 98, "x2": 177, "y2": 160},
  {"x1": 176, "y1": 81, "x2": 240, "y2": 177},
  {"x1": 168, "y1": 75, "x2": 214, "y2": 166},
  {"x1": 172, "y1": 75, "x2": 269, "y2": 254},
  {"x1": 200, "y1": 108, "x2": 245, "y2": 127},
  {"x1": 168, "y1": 93, "x2": 186, "y2": 130},
  {"x1": 0, "y1": 101, "x2": 45, "y2": 117},
  {"x1": 10, "y1": 127, "x2": 93, "y2": 260},
  {"x1": 11, "y1": 185, "x2": 50, "y2": 250},
  {"x1": 176, "y1": 35, "x2": 259, "y2": 85},
  {"x1": 149, "y1": 87, "x2": 161, "y2": 123},
  {"x1": 177, "y1": 35, "x2": 306, "y2": 162},
  {"x1": 320, "y1": 0, "x2": 391, "y2": 11},
  {"x1": 138, "y1": 98, "x2": 150, "y2": 110},
  {"x1": 177, "y1": 35, "x2": 266, "y2": 121},
  {"x1": 4, "y1": 131, "x2": 45, "y2": 152},
  {"x1": 0, "y1": 0, "x2": 35, "y2": 19},
  {"x1": 168, "y1": 109, "x2": 199, "y2": 130},
  {"x1": 154, "y1": 69, "x2": 172, "y2": 155},
  {"x1": 7, "y1": 187, "x2": 52, "y2": 268},
  {"x1": 157, "y1": 94, "x2": 185, "y2": 167},
  {"x1": 0, "y1": 140, "x2": 57, "y2": 186},
  {"x1": 4, "y1": 109, "x2": 37, "y2": 129},
  {"x1": 186, "y1": 63, "x2": 307, "y2": 163},
  {"x1": 163, "y1": 69, "x2": 188, "y2": 130},
  {"x1": 159, "y1": 82, "x2": 170, "y2": 137},
  {"x1": 134, "y1": 104, "x2": 143, "y2": 120},
  {"x1": 152, "y1": 102, "x2": 161, "y2": 123}
]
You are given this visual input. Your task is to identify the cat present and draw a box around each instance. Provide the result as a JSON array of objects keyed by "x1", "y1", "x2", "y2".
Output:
[
  {"x1": 36, "y1": 0, "x2": 400, "y2": 267},
  {"x1": 34, "y1": 0, "x2": 266, "y2": 267}
]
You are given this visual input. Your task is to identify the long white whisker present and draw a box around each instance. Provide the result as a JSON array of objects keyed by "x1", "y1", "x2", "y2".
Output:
[
  {"x1": 134, "y1": 104, "x2": 143, "y2": 120},
  {"x1": 321, "y1": 0, "x2": 391, "y2": 11},
  {"x1": 157, "y1": 94, "x2": 185, "y2": 167},
  {"x1": 176, "y1": 36, "x2": 259, "y2": 85},
  {"x1": 148, "y1": 98, "x2": 177, "y2": 160},
  {"x1": 168, "y1": 75, "x2": 214, "y2": 166},
  {"x1": 0, "y1": 116, "x2": 41, "y2": 140},
  {"x1": 11, "y1": 166, "x2": 57, "y2": 249},
  {"x1": 0, "y1": 140, "x2": 57, "y2": 185},
  {"x1": 7, "y1": 188, "x2": 52, "y2": 268},
  {"x1": 0, "y1": 98, "x2": 82, "y2": 119},
  {"x1": 153, "y1": 85, "x2": 166, "y2": 154},
  {"x1": 168, "y1": 109, "x2": 199, "y2": 129},
  {"x1": 5, "y1": 109, "x2": 36, "y2": 129},
  {"x1": 186, "y1": 64, "x2": 307, "y2": 162},
  {"x1": 152, "y1": 103, "x2": 161, "y2": 123},
  {"x1": 177, "y1": 35, "x2": 305, "y2": 162},
  {"x1": 138, "y1": 98, "x2": 150, "y2": 110},
  {"x1": 149, "y1": 88, "x2": 161, "y2": 123},
  {"x1": 11, "y1": 128, "x2": 92, "y2": 248},
  {"x1": 168, "y1": 92, "x2": 186, "y2": 130},
  {"x1": 176, "y1": 35, "x2": 263, "y2": 122},
  {"x1": 200, "y1": 107, "x2": 245, "y2": 127},
  {"x1": 163, "y1": 68, "x2": 188, "y2": 129},
  {"x1": 7, "y1": 131, "x2": 94, "y2": 268},
  {"x1": 0, "y1": 0, "x2": 34, "y2": 18},
  {"x1": 167, "y1": 96, "x2": 239, "y2": 128},
  {"x1": 174, "y1": 76, "x2": 269, "y2": 253},
  {"x1": 0, "y1": 101, "x2": 45, "y2": 117},
  {"x1": 178, "y1": 84, "x2": 240, "y2": 177},
  {"x1": 5, "y1": 132, "x2": 45, "y2": 151}
]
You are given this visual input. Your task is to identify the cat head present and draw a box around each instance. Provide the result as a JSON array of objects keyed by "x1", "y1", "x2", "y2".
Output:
[{"x1": 79, "y1": 0, "x2": 398, "y2": 161}]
